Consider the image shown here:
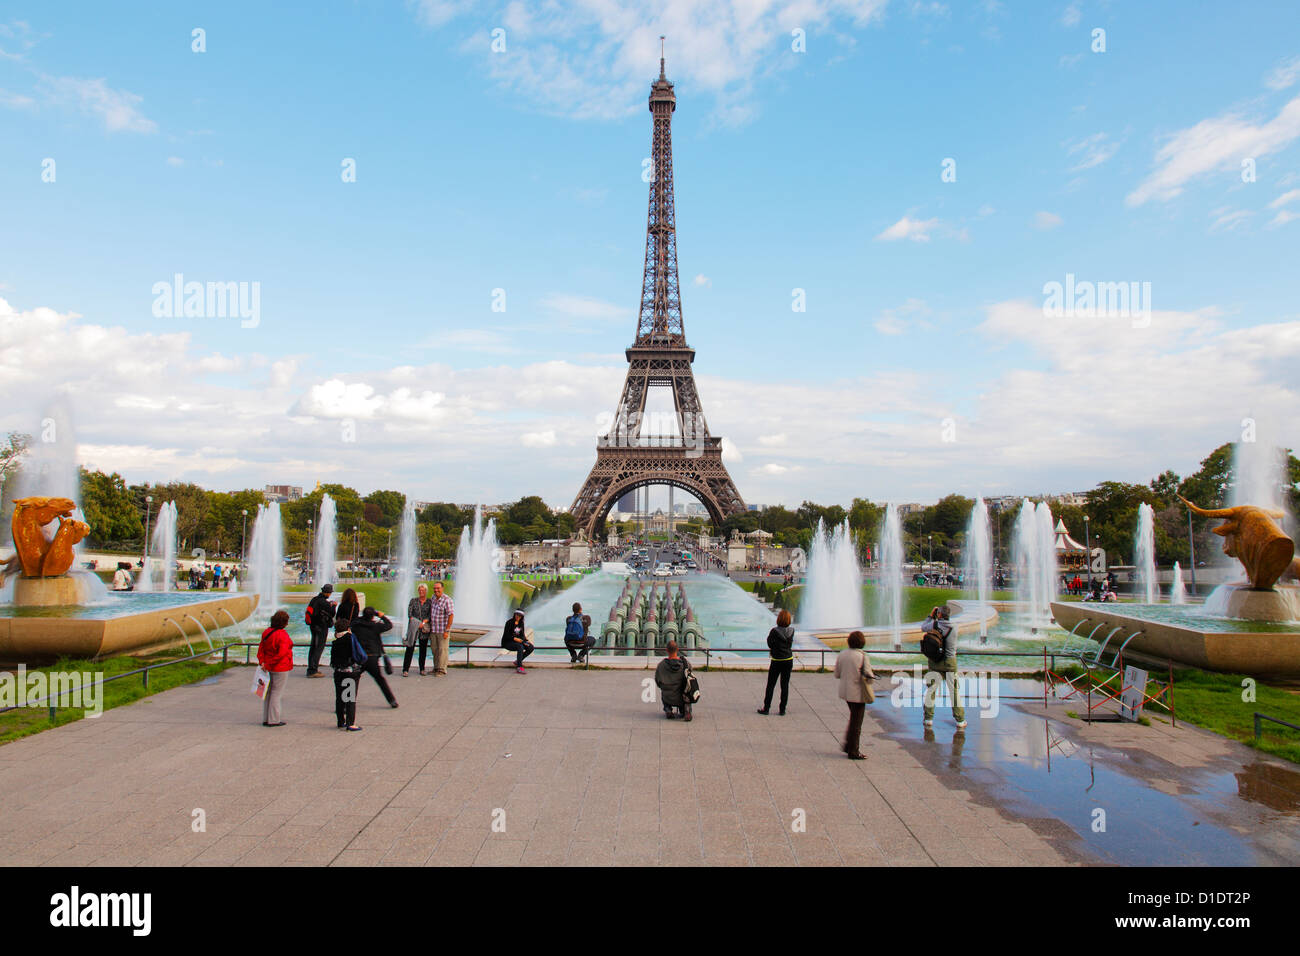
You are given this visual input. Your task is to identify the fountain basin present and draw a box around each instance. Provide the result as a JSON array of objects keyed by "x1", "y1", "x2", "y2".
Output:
[
  {"x1": 0, "y1": 592, "x2": 260, "y2": 664},
  {"x1": 806, "y1": 599, "x2": 999, "y2": 649},
  {"x1": 1050, "y1": 597, "x2": 1300, "y2": 677},
  {"x1": 12, "y1": 573, "x2": 101, "y2": 607}
]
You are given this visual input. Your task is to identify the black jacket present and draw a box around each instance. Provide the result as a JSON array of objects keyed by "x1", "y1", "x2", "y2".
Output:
[
  {"x1": 307, "y1": 593, "x2": 336, "y2": 632},
  {"x1": 766, "y1": 625, "x2": 795, "y2": 660},
  {"x1": 330, "y1": 633, "x2": 362, "y2": 671},
  {"x1": 350, "y1": 614, "x2": 392, "y2": 657},
  {"x1": 334, "y1": 600, "x2": 360, "y2": 637},
  {"x1": 501, "y1": 616, "x2": 527, "y2": 649}
]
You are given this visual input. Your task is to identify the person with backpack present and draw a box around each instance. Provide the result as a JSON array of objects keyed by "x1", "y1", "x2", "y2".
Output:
[
  {"x1": 919, "y1": 604, "x2": 965, "y2": 729},
  {"x1": 305, "y1": 583, "x2": 336, "y2": 678},
  {"x1": 330, "y1": 618, "x2": 366, "y2": 731},
  {"x1": 563, "y1": 602, "x2": 594, "y2": 663},
  {"x1": 501, "y1": 609, "x2": 534, "y2": 672},
  {"x1": 654, "y1": 639, "x2": 695, "y2": 721},
  {"x1": 757, "y1": 608, "x2": 796, "y2": 716}
]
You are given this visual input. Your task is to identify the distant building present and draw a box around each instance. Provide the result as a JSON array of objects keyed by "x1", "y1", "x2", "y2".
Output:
[
  {"x1": 263, "y1": 485, "x2": 302, "y2": 503},
  {"x1": 1050, "y1": 491, "x2": 1090, "y2": 508},
  {"x1": 897, "y1": 503, "x2": 926, "y2": 516}
]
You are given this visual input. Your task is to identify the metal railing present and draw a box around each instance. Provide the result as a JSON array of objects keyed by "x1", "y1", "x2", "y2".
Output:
[
  {"x1": 0, "y1": 646, "x2": 238, "y2": 721},
  {"x1": 1254, "y1": 712, "x2": 1300, "y2": 741}
]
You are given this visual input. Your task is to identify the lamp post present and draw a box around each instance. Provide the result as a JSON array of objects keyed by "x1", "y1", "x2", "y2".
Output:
[
  {"x1": 240, "y1": 508, "x2": 248, "y2": 563},
  {"x1": 143, "y1": 495, "x2": 153, "y2": 564},
  {"x1": 928, "y1": 534, "x2": 933, "y2": 570},
  {"x1": 387, "y1": 528, "x2": 392, "y2": 564},
  {"x1": 353, "y1": 525, "x2": 359, "y2": 569},
  {"x1": 1084, "y1": 515, "x2": 1091, "y2": 589},
  {"x1": 307, "y1": 518, "x2": 313, "y2": 580}
]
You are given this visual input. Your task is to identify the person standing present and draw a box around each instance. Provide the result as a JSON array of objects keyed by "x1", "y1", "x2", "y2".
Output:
[
  {"x1": 501, "y1": 609, "x2": 534, "y2": 672},
  {"x1": 351, "y1": 606, "x2": 398, "y2": 708},
  {"x1": 403, "y1": 584, "x2": 434, "y2": 676},
  {"x1": 305, "y1": 583, "x2": 336, "y2": 678},
  {"x1": 757, "y1": 608, "x2": 796, "y2": 715},
  {"x1": 429, "y1": 581, "x2": 454, "y2": 676},
  {"x1": 257, "y1": 609, "x2": 294, "y2": 726},
  {"x1": 330, "y1": 623, "x2": 364, "y2": 731},
  {"x1": 922, "y1": 604, "x2": 965, "y2": 729},
  {"x1": 112, "y1": 561, "x2": 134, "y2": 591},
  {"x1": 834, "y1": 631, "x2": 875, "y2": 759}
]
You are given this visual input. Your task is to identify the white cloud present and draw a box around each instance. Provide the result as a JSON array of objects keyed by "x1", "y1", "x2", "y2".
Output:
[
  {"x1": 541, "y1": 293, "x2": 632, "y2": 321},
  {"x1": 757, "y1": 433, "x2": 787, "y2": 447},
  {"x1": 1209, "y1": 207, "x2": 1252, "y2": 232},
  {"x1": 166, "y1": 156, "x2": 184, "y2": 167},
  {"x1": 521, "y1": 429, "x2": 557, "y2": 448},
  {"x1": 874, "y1": 297, "x2": 929, "y2": 335},
  {"x1": 1269, "y1": 209, "x2": 1298, "y2": 228},
  {"x1": 876, "y1": 216, "x2": 941, "y2": 242},
  {"x1": 1066, "y1": 131, "x2": 1118, "y2": 171},
  {"x1": 1268, "y1": 188, "x2": 1300, "y2": 209},
  {"x1": 0, "y1": 87, "x2": 34, "y2": 109},
  {"x1": 1061, "y1": 3, "x2": 1081, "y2": 27},
  {"x1": 1033, "y1": 211, "x2": 1063, "y2": 230},
  {"x1": 1265, "y1": 55, "x2": 1300, "y2": 91},
  {"x1": 435, "y1": 0, "x2": 888, "y2": 123},
  {"x1": 38, "y1": 74, "x2": 157, "y2": 133},
  {"x1": 1128, "y1": 95, "x2": 1300, "y2": 206},
  {"x1": 693, "y1": 274, "x2": 711, "y2": 287}
]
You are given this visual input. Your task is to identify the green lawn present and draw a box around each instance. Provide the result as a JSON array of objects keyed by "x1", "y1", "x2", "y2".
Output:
[{"x1": 0, "y1": 654, "x2": 238, "y2": 745}]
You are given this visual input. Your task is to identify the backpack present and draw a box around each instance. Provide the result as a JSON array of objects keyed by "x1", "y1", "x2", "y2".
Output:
[
  {"x1": 683, "y1": 665, "x2": 701, "y2": 704},
  {"x1": 920, "y1": 619, "x2": 952, "y2": 664},
  {"x1": 564, "y1": 614, "x2": 584, "y2": 641}
]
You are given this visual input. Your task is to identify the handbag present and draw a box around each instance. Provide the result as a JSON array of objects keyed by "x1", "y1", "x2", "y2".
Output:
[
  {"x1": 251, "y1": 666, "x2": 270, "y2": 698},
  {"x1": 861, "y1": 673, "x2": 876, "y2": 704},
  {"x1": 346, "y1": 631, "x2": 367, "y2": 666}
]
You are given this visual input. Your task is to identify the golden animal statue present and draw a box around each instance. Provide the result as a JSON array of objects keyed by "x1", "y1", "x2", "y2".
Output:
[
  {"x1": 1, "y1": 496, "x2": 90, "y2": 583},
  {"x1": 1180, "y1": 496, "x2": 1297, "y2": 590}
]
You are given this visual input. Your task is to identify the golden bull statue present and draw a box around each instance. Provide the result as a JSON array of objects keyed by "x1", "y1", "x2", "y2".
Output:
[
  {"x1": 1180, "y1": 496, "x2": 1299, "y2": 590},
  {"x1": 0, "y1": 496, "x2": 90, "y2": 583}
]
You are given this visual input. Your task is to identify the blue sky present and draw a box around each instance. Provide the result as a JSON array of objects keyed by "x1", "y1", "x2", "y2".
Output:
[{"x1": 2, "y1": 1, "x2": 1299, "y2": 511}]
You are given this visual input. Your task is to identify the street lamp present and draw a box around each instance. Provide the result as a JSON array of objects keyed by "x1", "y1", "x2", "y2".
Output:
[
  {"x1": 387, "y1": 528, "x2": 392, "y2": 564},
  {"x1": 307, "y1": 518, "x2": 313, "y2": 580},
  {"x1": 928, "y1": 534, "x2": 933, "y2": 569},
  {"x1": 240, "y1": 508, "x2": 248, "y2": 563},
  {"x1": 353, "y1": 525, "x2": 359, "y2": 568},
  {"x1": 143, "y1": 495, "x2": 153, "y2": 564}
]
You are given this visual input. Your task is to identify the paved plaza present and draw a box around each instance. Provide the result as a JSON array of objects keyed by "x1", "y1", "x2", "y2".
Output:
[{"x1": 0, "y1": 663, "x2": 1296, "y2": 866}]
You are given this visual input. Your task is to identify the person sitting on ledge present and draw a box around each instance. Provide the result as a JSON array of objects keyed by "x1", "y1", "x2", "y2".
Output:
[
  {"x1": 112, "y1": 561, "x2": 134, "y2": 591},
  {"x1": 501, "y1": 609, "x2": 534, "y2": 673}
]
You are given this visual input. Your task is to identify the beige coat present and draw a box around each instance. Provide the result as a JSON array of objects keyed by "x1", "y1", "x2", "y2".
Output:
[{"x1": 834, "y1": 647, "x2": 875, "y2": 703}]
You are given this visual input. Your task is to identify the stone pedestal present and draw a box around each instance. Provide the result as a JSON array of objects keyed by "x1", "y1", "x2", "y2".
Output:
[
  {"x1": 12, "y1": 573, "x2": 98, "y2": 607},
  {"x1": 1222, "y1": 585, "x2": 1299, "y2": 622}
]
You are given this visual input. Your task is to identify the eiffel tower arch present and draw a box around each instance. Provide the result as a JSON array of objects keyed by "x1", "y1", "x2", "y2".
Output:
[{"x1": 570, "y1": 46, "x2": 746, "y2": 540}]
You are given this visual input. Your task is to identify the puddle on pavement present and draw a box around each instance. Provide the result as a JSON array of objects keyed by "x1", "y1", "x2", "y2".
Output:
[{"x1": 871, "y1": 676, "x2": 1300, "y2": 865}]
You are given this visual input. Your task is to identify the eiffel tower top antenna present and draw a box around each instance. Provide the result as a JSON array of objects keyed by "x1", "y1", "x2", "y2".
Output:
[{"x1": 659, "y1": 35, "x2": 665, "y2": 78}]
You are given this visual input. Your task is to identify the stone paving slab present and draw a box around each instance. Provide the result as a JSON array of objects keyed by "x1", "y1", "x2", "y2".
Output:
[{"x1": 0, "y1": 663, "x2": 1294, "y2": 866}]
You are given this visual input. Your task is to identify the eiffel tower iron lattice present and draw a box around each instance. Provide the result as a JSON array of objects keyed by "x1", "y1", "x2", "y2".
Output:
[{"x1": 569, "y1": 49, "x2": 746, "y2": 541}]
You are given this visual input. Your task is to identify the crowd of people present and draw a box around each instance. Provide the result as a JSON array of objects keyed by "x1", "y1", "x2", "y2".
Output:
[{"x1": 255, "y1": 587, "x2": 971, "y2": 758}]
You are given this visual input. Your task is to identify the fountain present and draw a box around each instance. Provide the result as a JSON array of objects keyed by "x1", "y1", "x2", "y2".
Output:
[
  {"x1": 396, "y1": 499, "x2": 419, "y2": 609},
  {"x1": 313, "y1": 493, "x2": 337, "y2": 588},
  {"x1": 1014, "y1": 499, "x2": 1057, "y2": 629},
  {"x1": 878, "y1": 504, "x2": 904, "y2": 649},
  {"x1": 137, "y1": 500, "x2": 178, "y2": 592},
  {"x1": 454, "y1": 504, "x2": 506, "y2": 625},
  {"x1": 964, "y1": 497, "x2": 992, "y2": 642},
  {"x1": 0, "y1": 495, "x2": 258, "y2": 662},
  {"x1": 1053, "y1": 496, "x2": 1300, "y2": 675},
  {"x1": 247, "y1": 502, "x2": 284, "y2": 613},
  {"x1": 1171, "y1": 561, "x2": 1187, "y2": 605},
  {"x1": 1134, "y1": 502, "x2": 1157, "y2": 604},
  {"x1": 800, "y1": 518, "x2": 864, "y2": 632}
]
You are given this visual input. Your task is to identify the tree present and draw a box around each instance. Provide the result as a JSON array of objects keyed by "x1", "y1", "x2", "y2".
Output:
[
  {"x1": 0, "y1": 432, "x2": 31, "y2": 511},
  {"x1": 363, "y1": 489, "x2": 405, "y2": 527},
  {"x1": 79, "y1": 468, "x2": 144, "y2": 545}
]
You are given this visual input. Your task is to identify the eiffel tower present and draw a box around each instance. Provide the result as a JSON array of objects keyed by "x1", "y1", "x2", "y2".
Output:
[{"x1": 570, "y1": 46, "x2": 746, "y2": 540}]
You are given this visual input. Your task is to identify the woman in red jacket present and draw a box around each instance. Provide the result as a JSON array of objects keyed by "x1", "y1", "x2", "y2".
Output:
[{"x1": 257, "y1": 609, "x2": 295, "y2": 726}]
